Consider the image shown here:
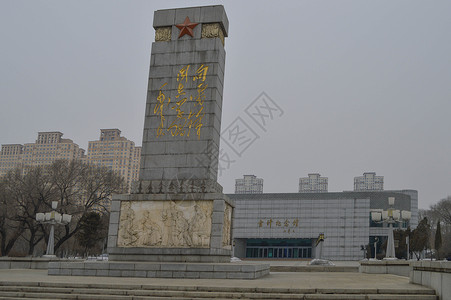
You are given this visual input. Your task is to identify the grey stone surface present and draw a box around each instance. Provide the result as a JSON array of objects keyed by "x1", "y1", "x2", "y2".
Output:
[
  {"x1": 161, "y1": 264, "x2": 187, "y2": 271},
  {"x1": 410, "y1": 261, "x2": 451, "y2": 300},
  {"x1": 140, "y1": 30, "x2": 226, "y2": 184},
  {"x1": 108, "y1": 270, "x2": 121, "y2": 277},
  {"x1": 110, "y1": 200, "x2": 121, "y2": 212},
  {"x1": 152, "y1": 9, "x2": 175, "y2": 28},
  {"x1": 48, "y1": 261, "x2": 269, "y2": 279},
  {"x1": 107, "y1": 236, "x2": 117, "y2": 250},
  {"x1": 107, "y1": 223, "x2": 118, "y2": 237},
  {"x1": 186, "y1": 264, "x2": 214, "y2": 272},
  {"x1": 96, "y1": 270, "x2": 109, "y2": 276},
  {"x1": 109, "y1": 212, "x2": 120, "y2": 224},
  {"x1": 153, "y1": 6, "x2": 228, "y2": 36}
]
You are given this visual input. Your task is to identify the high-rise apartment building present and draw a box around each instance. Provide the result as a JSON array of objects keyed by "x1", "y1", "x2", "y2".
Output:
[
  {"x1": 0, "y1": 132, "x2": 84, "y2": 176},
  {"x1": 354, "y1": 172, "x2": 384, "y2": 191},
  {"x1": 87, "y1": 129, "x2": 141, "y2": 192},
  {"x1": 235, "y1": 175, "x2": 263, "y2": 194},
  {"x1": 299, "y1": 173, "x2": 328, "y2": 193}
]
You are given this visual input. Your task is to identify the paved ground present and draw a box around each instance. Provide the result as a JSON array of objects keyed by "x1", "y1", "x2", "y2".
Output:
[
  {"x1": 246, "y1": 260, "x2": 360, "y2": 267},
  {"x1": 0, "y1": 268, "x2": 431, "y2": 292}
]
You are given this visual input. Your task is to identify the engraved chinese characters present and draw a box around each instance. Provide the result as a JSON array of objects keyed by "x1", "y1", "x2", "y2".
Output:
[
  {"x1": 117, "y1": 200, "x2": 213, "y2": 248},
  {"x1": 258, "y1": 218, "x2": 299, "y2": 233},
  {"x1": 154, "y1": 64, "x2": 209, "y2": 139}
]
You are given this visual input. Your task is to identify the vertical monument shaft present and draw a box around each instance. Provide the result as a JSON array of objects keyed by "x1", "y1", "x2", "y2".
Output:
[
  {"x1": 139, "y1": 6, "x2": 228, "y2": 189},
  {"x1": 108, "y1": 6, "x2": 233, "y2": 263}
]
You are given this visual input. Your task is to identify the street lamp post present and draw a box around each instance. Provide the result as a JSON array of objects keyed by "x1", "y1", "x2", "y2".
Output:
[
  {"x1": 36, "y1": 201, "x2": 72, "y2": 257},
  {"x1": 373, "y1": 237, "x2": 379, "y2": 260},
  {"x1": 370, "y1": 197, "x2": 411, "y2": 260}
]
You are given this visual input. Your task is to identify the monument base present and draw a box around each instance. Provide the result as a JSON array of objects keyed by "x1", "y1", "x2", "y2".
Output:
[
  {"x1": 108, "y1": 247, "x2": 231, "y2": 263},
  {"x1": 48, "y1": 261, "x2": 270, "y2": 279},
  {"x1": 108, "y1": 192, "x2": 234, "y2": 263}
]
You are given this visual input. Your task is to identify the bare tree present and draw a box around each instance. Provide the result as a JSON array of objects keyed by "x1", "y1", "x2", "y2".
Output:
[
  {"x1": 49, "y1": 161, "x2": 125, "y2": 253},
  {"x1": 7, "y1": 167, "x2": 57, "y2": 255},
  {"x1": 431, "y1": 196, "x2": 451, "y2": 225},
  {"x1": 0, "y1": 171, "x2": 25, "y2": 256},
  {"x1": 0, "y1": 160, "x2": 124, "y2": 256}
]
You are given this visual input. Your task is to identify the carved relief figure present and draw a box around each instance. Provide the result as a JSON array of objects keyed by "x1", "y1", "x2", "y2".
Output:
[
  {"x1": 222, "y1": 204, "x2": 232, "y2": 247},
  {"x1": 117, "y1": 200, "x2": 213, "y2": 248},
  {"x1": 190, "y1": 203, "x2": 210, "y2": 246},
  {"x1": 161, "y1": 201, "x2": 178, "y2": 246},
  {"x1": 118, "y1": 202, "x2": 139, "y2": 247},
  {"x1": 138, "y1": 211, "x2": 162, "y2": 246},
  {"x1": 175, "y1": 210, "x2": 193, "y2": 246}
]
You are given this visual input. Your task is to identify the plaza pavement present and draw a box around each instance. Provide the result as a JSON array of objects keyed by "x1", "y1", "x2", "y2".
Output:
[{"x1": 0, "y1": 261, "x2": 430, "y2": 293}]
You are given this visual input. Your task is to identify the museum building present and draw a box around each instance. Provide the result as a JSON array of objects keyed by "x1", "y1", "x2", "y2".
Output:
[{"x1": 228, "y1": 190, "x2": 418, "y2": 261}]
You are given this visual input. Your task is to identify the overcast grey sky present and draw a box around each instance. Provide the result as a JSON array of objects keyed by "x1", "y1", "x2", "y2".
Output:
[{"x1": 1, "y1": 1, "x2": 450, "y2": 209}]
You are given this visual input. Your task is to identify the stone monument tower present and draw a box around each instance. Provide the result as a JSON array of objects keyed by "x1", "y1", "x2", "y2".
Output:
[
  {"x1": 107, "y1": 5, "x2": 233, "y2": 263},
  {"x1": 49, "y1": 6, "x2": 269, "y2": 279}
]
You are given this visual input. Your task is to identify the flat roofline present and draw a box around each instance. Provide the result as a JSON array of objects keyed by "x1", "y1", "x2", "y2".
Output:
[
  {"x1": 37, "y1": 131, "x2": 63, "y2": 134},
  {"x1": 228, "y1": 190, "x2": 416, "y2": 198}
]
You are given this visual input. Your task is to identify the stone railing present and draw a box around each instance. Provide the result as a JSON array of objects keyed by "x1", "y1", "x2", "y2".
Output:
[
  {"x1": 410, "y1": 261, "x2": 451, "y2": 300},
  {"x1": 359, "y1": 259, "x2": 411, "y2": 277},
  {"x1": 0, "y1": 257, "x2": 63, "y2": 269}
]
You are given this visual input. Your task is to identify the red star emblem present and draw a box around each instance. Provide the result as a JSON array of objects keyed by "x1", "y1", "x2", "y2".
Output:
[{"x1": 175, "y1": 16, "x2": 199, "y2": 38}]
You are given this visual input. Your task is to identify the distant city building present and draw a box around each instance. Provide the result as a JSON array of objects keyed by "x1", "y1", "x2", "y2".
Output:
[
  {"x1": 354, "y1": 172, "x2": 384, "y2": 191},
  {"x1": 299, "y1": 173, "x2": 328, "y2": 193},
  {"x1": 87, "y1": 129, "x2": 141, "y2": 193},
  {"x1": 235, "y1": 175, "x2": 263, "y2": 194},
  {"x1": 0, "y1": 132, "x2": 84, "y2": 176}
]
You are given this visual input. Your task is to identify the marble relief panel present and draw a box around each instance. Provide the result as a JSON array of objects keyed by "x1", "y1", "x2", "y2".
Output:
[
  {"x1": 222, "y1": 203, "x2": 232, "y2": 247},
  {"x1": 117, "y1": 200, "x2": 213, "y2": 248}
]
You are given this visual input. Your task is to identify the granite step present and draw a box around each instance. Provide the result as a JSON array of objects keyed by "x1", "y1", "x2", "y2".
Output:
[{"x1": 0, "y1": 282, "x2": 438, "y2": 300}]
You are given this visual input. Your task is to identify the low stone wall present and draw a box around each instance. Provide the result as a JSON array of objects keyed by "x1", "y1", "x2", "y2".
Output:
[
  {"x1": 410, "y1": 261, "x2": 451, "y2": 300},
  {"x1": 49, "y1": 261, "x2": 270, "y2": 279},
  {"x1": 359, "y1": 259, "x2": 411, "y2": 277},
  {"x1": 0, "y1": 257, "x2": 63, "y2": 269},
  {"x1": 271, "y1": 265, "x2": 358, "y2": 272}
]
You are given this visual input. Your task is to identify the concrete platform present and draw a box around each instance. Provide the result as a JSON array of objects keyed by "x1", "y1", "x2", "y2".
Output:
[
  {"x1": 359, "y1": 259, "x2": 411, "y2": 276},
  {"x1": 0, "y1": 268, "x2": 431, "y2": 291},
  {"x1": 48, "y1": 261, "x2": 270, "y2": 279},
  {"x1": 0, "y1": 257, "x2": 62, "y2": 270},
  {"x1": 0, "y1": 269, "x2": 437, "y2": 300}
]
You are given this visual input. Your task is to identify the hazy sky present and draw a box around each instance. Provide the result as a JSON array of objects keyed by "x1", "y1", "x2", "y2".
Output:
[{"x1": 1, "y1": 1, "x2": 450, "y2": 209}]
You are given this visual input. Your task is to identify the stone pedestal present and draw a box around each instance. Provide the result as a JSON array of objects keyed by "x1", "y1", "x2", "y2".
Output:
[{"x1": 107, "y1": 193, "x2": 233, "y2": 263}]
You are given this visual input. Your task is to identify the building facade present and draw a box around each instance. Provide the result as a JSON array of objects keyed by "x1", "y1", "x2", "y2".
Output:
[
  {"x1": 0, "y1": 132, "x2": 84, "y2": 176},
  {"x1": 354, "y1": 172, "x2": 384, "y2": 191},
  {"x1": 87, "y1": 129, "x2": 141, "y2": 192},
  {"x1": 235, "y1": 175, "x2": 264, "y2": 194},
  {"x1": 229, "y1": 190, "x2": 417, "y2": 261},
  {"x1": 299, "y1": 173, "x2": 328, "y2": 193}
]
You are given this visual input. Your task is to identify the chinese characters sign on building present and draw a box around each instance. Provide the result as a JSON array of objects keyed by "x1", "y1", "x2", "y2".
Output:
[
  {"x1": 258, "y1": 218, "x2": 299, "y2": 233},
  {"x1": 154, "y1": 64, "x2": 209, "y2": 139}
]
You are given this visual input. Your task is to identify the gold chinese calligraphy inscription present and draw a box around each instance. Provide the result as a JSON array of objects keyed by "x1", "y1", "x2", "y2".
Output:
[
  {"x1": 258, "y1": 218, "x2": 299, "y2": 233},
  {"x1": 117, "y1": 200, "x2": 213, "y2": 248},
  {"x1": 154, "y1": 64, "x2": 208, "y2": 139}
]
